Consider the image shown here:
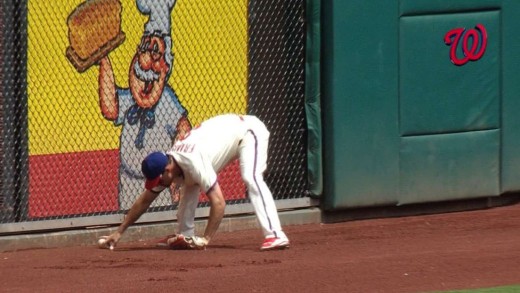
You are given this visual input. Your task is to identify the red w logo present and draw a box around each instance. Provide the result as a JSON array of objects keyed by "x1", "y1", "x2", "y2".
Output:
[{"x1": 444, "y1": 24, "x2": 487, "y2": 66}]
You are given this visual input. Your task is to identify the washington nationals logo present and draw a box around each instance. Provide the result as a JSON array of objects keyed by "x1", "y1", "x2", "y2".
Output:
[{"x1": 444, "y1": 24, "x2": 487, "y2": 66}]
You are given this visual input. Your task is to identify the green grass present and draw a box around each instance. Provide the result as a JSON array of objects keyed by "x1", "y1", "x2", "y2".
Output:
[{"x1": 431, "y1": 285, "x2": 520, "y2": 293}]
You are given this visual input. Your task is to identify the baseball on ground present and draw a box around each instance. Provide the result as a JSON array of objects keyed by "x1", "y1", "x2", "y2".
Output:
[{"x1": 97, "y1": 237, "x2": 113, "y2": 250}]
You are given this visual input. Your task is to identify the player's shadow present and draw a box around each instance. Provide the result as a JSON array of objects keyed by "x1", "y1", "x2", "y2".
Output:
[
  {"x1": 109, "y1": 244, "x2": 239, "y2": 252},
  {"x1": 205, "y1": 244, "x2": 237, "y2": 249}
]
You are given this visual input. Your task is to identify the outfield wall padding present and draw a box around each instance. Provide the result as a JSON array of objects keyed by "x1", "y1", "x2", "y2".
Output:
[{"x1": 321, "y1": 0, "x2": 520, "y2": 210}]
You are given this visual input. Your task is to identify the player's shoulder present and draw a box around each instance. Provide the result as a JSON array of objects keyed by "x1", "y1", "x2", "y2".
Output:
[{"x1": 208, "y1": 113, "x2": 247, "y2": 124}]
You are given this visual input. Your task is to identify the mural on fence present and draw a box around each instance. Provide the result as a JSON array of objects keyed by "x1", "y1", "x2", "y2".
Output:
[
  {"x1": 27, "y1": 0, "x2": 247, "y2": 217},
  {"x1": 68, "y1": 0, "x2": 192, "y2": 210}
]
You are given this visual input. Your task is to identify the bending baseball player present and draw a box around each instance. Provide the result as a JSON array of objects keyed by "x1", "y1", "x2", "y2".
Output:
[{"x1": 101, "y1": 113, "x2": 290, "y2": 251}]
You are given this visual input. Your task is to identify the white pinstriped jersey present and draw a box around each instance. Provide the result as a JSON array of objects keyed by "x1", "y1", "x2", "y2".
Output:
[{"x1": 166, "y1": 114, "x2": 259, "y2": 193}]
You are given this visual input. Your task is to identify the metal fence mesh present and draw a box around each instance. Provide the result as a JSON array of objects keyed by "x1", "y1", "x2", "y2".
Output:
[
  {"x1": 1, "y1": 0, "x2": 30, "y2": 224},
  {"x1": 248, "y1": 0, "x2": 307, "y2": 201},
  {"x1": 0, "y1": 0, "x2": 307, "y2": 228}
]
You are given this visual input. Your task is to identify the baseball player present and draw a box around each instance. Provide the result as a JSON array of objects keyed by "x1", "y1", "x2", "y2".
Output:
[{"x1": 101, "y1": 113, "x2": 290, "y2": 251}]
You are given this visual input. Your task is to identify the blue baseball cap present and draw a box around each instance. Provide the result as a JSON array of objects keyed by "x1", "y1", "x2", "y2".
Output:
[{"x1": 141, "y1": 151, "x2": 168, "y2": 189}]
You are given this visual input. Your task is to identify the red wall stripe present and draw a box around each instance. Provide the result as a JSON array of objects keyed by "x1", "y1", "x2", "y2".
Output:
[
  {"x1": 28, "y1": 150, "x2": 246, "y2": 218},
  {"x1": 29, "y1": 150, "x2": 120, "y2": 217}
]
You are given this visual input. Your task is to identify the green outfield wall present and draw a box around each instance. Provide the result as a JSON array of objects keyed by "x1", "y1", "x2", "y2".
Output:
[{"x1": 321, "y1": 0, "x2": 520, "y2": 210}]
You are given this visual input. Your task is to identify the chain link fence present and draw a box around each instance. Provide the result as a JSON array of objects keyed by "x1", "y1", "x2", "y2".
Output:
[{"x1": 0, "y1": 0, "x2": 308, "y2": 232}]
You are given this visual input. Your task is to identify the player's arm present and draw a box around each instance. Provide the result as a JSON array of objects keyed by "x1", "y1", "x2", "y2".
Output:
[
  {"x1": 105, "y1": 189, "x2": 159, "y2": 247},
  {"x1": 203, "y1": 182, "x2": 226, "y2": 243}
]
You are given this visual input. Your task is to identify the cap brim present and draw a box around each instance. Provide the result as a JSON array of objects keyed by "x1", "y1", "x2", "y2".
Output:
[{"x1": 145, "y1": 176, "x2": 161, "y2": 190}]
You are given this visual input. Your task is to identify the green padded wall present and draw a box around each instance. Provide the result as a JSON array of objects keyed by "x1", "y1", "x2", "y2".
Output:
[
  {"x1": 322, "y1": 1, "x2": 400, "y2": 210},
  {"x1": 500, "y1": 0, "x2": 520, "y2": 193},
  {"x1": 398, "y1": 5, "x2": 500, "y2": 204},
  {"x1": 399, "y1": 11, "x2": 500, "y2": 136},
  {"x1": 322, "y1": 0, "x2": 520, "y2": 210}
]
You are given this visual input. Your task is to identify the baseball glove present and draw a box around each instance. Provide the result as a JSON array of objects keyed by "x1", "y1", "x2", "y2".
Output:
[
  {"x1": 166, "y1": 234, "x2": 191, "y2": 250},
  {"x1": 184, "y1": 236, "x2": 208, "y2": 250},
  {"x1": 166, "y1": 234, "x2": 208, "y2": 250}
]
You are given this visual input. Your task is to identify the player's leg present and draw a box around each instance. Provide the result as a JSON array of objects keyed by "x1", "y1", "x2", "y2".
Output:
[
  {"x1": 175, "y1": 184, "x2": 200, "y2": 237},
  {"x1": 157, "y1": 184, "x2": 200, "y2": 248},
  {"x1": 239, "y1": 127, "x2": 289, "y2": 250},
  {"x1": 158, "y1": 186, "x2": 200, "y2": 249}
]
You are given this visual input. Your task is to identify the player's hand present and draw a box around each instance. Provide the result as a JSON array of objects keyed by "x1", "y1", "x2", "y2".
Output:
[
  {"x1": 184, "y1": 236, "x2": 208, "y2": 250},
  {"x1": 99, "y1": 231, "x2": 121, "y2": 250}
]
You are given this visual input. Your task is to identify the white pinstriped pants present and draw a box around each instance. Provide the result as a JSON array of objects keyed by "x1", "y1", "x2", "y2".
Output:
[{"x1": 176, "y1": 116, "x2": 287, "y2": 240}]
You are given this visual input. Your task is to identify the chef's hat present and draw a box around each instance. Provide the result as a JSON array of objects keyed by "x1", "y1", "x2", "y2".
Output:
[{"x1": 136, "y1": 0, "x2": 176, "y2": 36}]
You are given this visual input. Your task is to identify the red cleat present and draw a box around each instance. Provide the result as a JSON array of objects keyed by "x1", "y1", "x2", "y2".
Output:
[{"x1": 260, "y1": 237, "x2": 290, "y2": 251}]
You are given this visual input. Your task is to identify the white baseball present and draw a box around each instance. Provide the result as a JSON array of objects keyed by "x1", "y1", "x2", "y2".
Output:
[{"x1": 97, "y1": 237, "x2": 108, "y2": 249}]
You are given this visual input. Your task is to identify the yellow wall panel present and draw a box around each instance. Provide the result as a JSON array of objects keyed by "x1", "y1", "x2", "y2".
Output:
[
  {"x1": 28, "y1": 0, "x2": 247, "y2": 155},
  {"x1": 172, "y1": 0, "x2": 248, "y2": 126}
]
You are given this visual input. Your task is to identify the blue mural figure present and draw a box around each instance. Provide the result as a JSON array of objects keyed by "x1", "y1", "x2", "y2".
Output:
[{"x1": 98, "y1": 0, "x2": 191, "y2": 209}]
